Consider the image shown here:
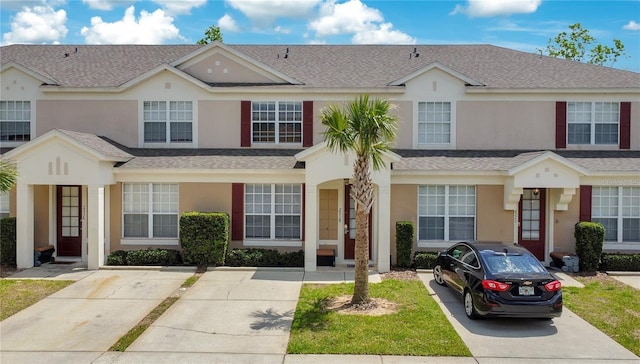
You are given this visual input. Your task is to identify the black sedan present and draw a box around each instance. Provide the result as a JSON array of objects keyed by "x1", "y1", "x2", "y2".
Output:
[{"x1": 433, "y1": 241, "x2": 562, "y2": 319}]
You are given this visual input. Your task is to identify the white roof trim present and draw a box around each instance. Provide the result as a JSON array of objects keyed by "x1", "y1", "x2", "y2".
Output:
[
  {"x1": 171, "y1": 41, "x2": 303, "y2": 85},
  {"x1": 389, "y1": 61, "x2": 484, "y2": 86},
  {"x1": 117, "y1": 64, "x2": 211, "y2": 91},
  {"x1": 296, "y1": 141, "x2": 401, "y2": 163},
  {"x1": 508, "y1": 151, "x2": 589, "y2": 176},
  {"x1": 1, "y1": 61, "x2": 58, "y2": 85}
]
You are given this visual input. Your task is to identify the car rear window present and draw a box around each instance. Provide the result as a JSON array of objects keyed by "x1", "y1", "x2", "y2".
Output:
[{"x1": 482, "y1": 252, "x2": 547, "y2": 274}]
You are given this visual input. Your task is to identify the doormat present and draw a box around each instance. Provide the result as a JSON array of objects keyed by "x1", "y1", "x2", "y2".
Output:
[{"x1": 47, "y1": 261, "x2": 75, "y2": 265}]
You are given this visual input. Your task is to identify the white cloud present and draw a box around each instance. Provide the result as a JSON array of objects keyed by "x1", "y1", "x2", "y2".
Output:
[
  {"x1": 309, "y1": 0, "x2": 415, "y2": 44},
  {"x1": 218, "y1": 13, "x2": 239, "y2": 32},
  {"x1": 623, "y1": 20, "x2": 640, "y2": 31},
  {"x1": 82, "y1": 0, "x2": 137, "y2": 11},
  {"x1": 80, "y1": 5, "x2": 181, "y2": 44},
  {"x1": 451, "y1": 0, "x2": 542, "y2": 17},
  {"x1": 152, "y1": 0, "x2": 206, "y2": 15},
  {"x1": 226, "y1": 0, "x2": 321, "y2": 27},
  {"x1": 2, "y1": 4, "x2": 68, "y2": 44},
  {"x1": 274, "y1": 25, "x2": 290, "y2": 34}
]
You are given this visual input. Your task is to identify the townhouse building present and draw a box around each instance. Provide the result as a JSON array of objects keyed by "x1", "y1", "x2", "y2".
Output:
[{"x1": 1, "y1": 42, "x2": 638, "y2": 271}]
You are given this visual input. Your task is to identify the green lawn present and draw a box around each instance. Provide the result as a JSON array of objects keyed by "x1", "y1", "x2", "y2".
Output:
[
  {"x1": 563, "y1": 276, "x2": 640, "y2": 357},
  {"x1": 0, "y1": 279, "x2": 73, "y2": 320},
  {"x1": 287, "y1": 279, "x2": 470, "y2": 356}
]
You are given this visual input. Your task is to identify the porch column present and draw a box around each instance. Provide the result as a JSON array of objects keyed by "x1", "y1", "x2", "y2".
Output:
[
  {"x1": 16, "y1": 183, "x2": 34, "y2": 268},
  {"x1": 377, "y1": 185, "x2": 391, "y2": 273},
  {"x1": 87, "y1": 184, "x2": 105, "y2": 270},
  {"x1": 304, "y1": 184, "x2": 317, "y2": 271}
]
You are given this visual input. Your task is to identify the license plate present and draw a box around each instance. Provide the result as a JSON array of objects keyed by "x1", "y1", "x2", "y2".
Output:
[{"x1": 519, "y1": 286, "x2": 534, "y2": 295}]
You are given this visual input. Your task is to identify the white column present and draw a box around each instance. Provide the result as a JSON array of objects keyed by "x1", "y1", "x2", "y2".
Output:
[
  {"x1": 87, "y1": 185, "x2": 105, "y2": 270},
  {"x1": 16, "y1": 183, "x2": 34, "y2": 268},
  {"x1": 377, "y1": 185, "x2": 391, "y2": 273},
  {"x1": 304, "y1": 184, "x2": 318, "y2": 272}
]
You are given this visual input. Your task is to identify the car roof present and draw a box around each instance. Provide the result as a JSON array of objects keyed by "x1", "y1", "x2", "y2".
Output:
[{"x1": 454, "y1": 241, "x2": 529, "y2": 255}]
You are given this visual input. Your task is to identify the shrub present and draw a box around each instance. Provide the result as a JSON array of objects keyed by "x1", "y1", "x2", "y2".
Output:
[
  {"x1": 574, "y1": 221, "x2": 605, "y2": 272},
  {"x1": 0, "y1": 217, "x2": 16, "y2": 266},
  {"x1": 225, "y1": 248, "x2": 304, "y2": 267},
  {"x1": 180, "y1": 212, "x2": 229, "y2": 266},
  {"x1": 413, "y1": 251, "x2": 438, "y2": 269},
  {"x1": 125, "y1": 249, "x2": 182, "y2": 266},
  {"x1": 599, "y1": 253, "x2": 640, "y2": 272},
  {"x1": 395, "y1": 221, "x2": 414, "y2": 268},
  {"x1": 106, "y1": 250, "x2": 128, "y2": 266}
]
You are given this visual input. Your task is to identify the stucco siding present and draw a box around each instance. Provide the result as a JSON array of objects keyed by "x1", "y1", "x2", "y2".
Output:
[
  {"x1": 393, "y1": 100, "x2": 413, "y2": 149},
  {"x1": 33, "y1": 185, "x2": 50, "y2": 249},
  {"x1": 631, "y1": 101, "x2": 639, "y2": 150},
  {"x1": 109, "y1": 183, "x2": 123, "y2": 252},
  {"x1": 457, "y1": 101, "x2": 555, "y2": 149},
  {"x1": 476, "y1": 185, "x2": 514, "y2": 242},
  {"x1": 179, "y1": 183, "x2": 232, "y2": 214},
  {"x1": 36, "y1": 100, "x2": 138, "y2": 147},
  {"x1": 183, "y1": 53, "x2": 275, "y2": 84},
  {"x1": 389, "y1": 185, "x2": 417, "y2": 264},
  {"x1": 553, "y1": 191, "x2": 580, "y2": 254},
  {"x1": 198, "y1": 101, "x2": 241, "y2": 148}
]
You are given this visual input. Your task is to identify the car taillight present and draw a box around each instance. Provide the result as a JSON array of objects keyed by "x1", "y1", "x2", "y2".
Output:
[
  {"x1": 482, "y1": 280, "x2": 510, "y2": 292},
  {"x1": 544, "y1": 280, "x2": 562, "y2": 291}
]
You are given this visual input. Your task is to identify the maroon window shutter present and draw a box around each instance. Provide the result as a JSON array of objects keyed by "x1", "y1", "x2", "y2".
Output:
[
  {"x1": 241, "y1": 101, "x2": 251, "y2": 147},
  {"x1": 302, "y1": 101, "x2": 313, "y2": 147},
  {"x1": 579, "y1": 185, "x2": 592, "y2": 222},
  {"x1": 232, "y1": 183, "x2": 244, "y2": 240},
  {"x1": 556, "y1": 101, "x2": 567, "y2": 149},
  {"x1": 301, "y1": 183, "x2": 305, "y2": 241},
  {"x1": 620, "y1": 102, "x2": 631, "y2": 149}
]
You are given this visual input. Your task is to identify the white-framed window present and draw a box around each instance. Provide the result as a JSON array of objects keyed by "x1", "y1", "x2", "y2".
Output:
[
  {"x1": 567, "y1": 102, "x2": 619, "y2": 145},
  {"x1": 123, "y1": 183, "x2": 178, "y2": 239},
  {"x1": 143, "y1": 101, "x2": 193, "y2": 143},
  {"x1": 418, "y1": 101, "x2": 451, "y2": 144},
  {"x1": 0, "y1": 193, "x2": 9, "y2": 219},
  {"x1": 418, "y1": 185, "x2": 475, "y2": 241},
  {"x1": 252, "y1": 101, "x2": 302, "y2": 144},
  {"x1": 245, "y1": 183, "x2": 302, "y2": 240},
  {"x1": 0, "y1": 101, "x2": 31, "y2": 142},
  {"x1": 592, "y1": 186, "x2": 640, "y2": 243}
]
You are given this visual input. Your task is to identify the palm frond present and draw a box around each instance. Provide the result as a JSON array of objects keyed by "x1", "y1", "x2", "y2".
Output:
[{"x1": 0, "y1": 159, "x2": 18, "y2": 193}]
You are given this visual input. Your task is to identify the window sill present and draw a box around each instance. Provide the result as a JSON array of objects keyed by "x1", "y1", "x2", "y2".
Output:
[
  {"x1": 250, "y1": 143, "x2": 303, "y2": 149},
  {"x1": 417, "y1": 241, "x2": 456, "y2": 249},
  {"x1": 142, "y1": 142, "x2": 195, "y2": 149},
  {"x1": 604, "y1": 243, "x2": 640, "y2": 251},
  {"x1": 243, "y1": 240, "x2": 303, "y2": 247},
  {"x1": 121, "y1": 238, "x2": 179, "y2": 246},
  {"x1": 415, "y1": 143, "x2": 453, "y2": 150}
]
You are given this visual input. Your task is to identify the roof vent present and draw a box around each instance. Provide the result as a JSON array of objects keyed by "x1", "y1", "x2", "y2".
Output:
[{"x1": 410, "y1": 47, "x2": 420, "y2": 59}]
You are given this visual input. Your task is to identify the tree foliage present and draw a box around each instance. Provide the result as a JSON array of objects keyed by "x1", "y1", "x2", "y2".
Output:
[
  {"x1": 0, "y1": 159, "x2": 17, "y2": 193},
  {"x1": 321, "y1": 95, "x2": 398, "y2": 304},
  {"x1": 197, "y1": 25, "x2": 223, "y2": 44},
  {"x1": 541, "y1": 23, "x2": 625, "y2": 66}
]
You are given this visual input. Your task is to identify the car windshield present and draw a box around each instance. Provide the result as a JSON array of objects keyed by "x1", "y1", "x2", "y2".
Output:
[{"x1": 482, "y1": 252, "x2": 547, "y2": 274}]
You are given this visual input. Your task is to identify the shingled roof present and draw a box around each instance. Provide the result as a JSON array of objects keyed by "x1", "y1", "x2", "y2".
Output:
[{"x1": 2, "y1": 44, "x2": 638, "y2": 89}]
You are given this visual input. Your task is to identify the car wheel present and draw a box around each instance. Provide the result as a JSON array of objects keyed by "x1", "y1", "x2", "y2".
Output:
[
  {"x1": 433, "y1": 264, "x2": 445, "y2": 286},
  {"x1": 464, "y1": 290, "x2": 479, "y2": 320}
]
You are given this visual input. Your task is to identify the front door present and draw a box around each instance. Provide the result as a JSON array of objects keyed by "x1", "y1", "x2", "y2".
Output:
[
  {"x1": 344, "y1": 184, "x2": 372, "y2": 260},
  {"x1": 518, "y1": 188, "x2": 546, "y2": 260},
  {"x1": 57, "y1": 185, "x2": 82, "y2": 256}
]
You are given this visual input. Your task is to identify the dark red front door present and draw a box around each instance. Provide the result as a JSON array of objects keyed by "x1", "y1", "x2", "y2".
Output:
[
  {"x1": 344, "y1": 185, "x2": 372, "y2": 260},
  {"x1": 518, "y1": 188, "x2": 546, "y2": 260},
  {"x1": 57, "y1": 185, "x2": 82, "y2": 256}
]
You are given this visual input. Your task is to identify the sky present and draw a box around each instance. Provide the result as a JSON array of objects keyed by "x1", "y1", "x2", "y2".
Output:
[{"x1": 1, "y1": 0, "x2": 639, "y2": 72}]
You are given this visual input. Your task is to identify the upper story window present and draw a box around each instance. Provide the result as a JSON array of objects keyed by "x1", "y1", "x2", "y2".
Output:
[
  {"x1": 568, "y1": 102, "x2": 619, "y2": 145},
  {"x1": 245, "y1": 183, "x2": 302, "y2": 240},
  {"x1": 418, "y1": 102, "x2": 451, "y2": 144},
  {"x1": 252, "y1": 101, "x2": 302, "y2": 144},
  {"x1": 592, "y1": 186, "x2": 639, "y2": 243},
  {"x1": 123, "y1": 183, "x2": 178, "y2": 239},
  {"x1": 143, "y1": 101, "x2": 192, "y2": 143},
  {"x1": 418, "y1": 185, "x2": 475, "y2": 241},
  {"x1": 0, "y1": 101, "x2": 31, "y2": 142},
  {"x1": 0, "y1": 193, "x2": 9, "y2": 219}
]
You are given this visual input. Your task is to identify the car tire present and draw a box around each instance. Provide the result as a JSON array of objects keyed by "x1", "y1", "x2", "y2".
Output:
[
  {"x1": 433, "y1": 264, "x2": 445, "y2": 286},
  {"x1": 464, "y1": 290, "x2": 479, "y2": 320}
]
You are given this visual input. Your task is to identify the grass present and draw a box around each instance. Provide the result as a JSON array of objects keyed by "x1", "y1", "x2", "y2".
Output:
[
  {"x1": 0, "y1": 279, "x2": 74, "y2": 321},
  {"x1": 109, "y1": 272, "x2": 202, "y2": 352},
  {"x1": 562, "y1": 276, "x2": 640, "y2": 357},
  {"x1": 287, "y1": 279, "x2": 471, "y2": 356}
]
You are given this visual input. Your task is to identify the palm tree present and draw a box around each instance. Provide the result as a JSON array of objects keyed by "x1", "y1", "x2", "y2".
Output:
[
  {"x1": 0, "y1": 159, "x2": 17, "y2": 194},
  {"x1": 321, "y1": 95, "x2": 398, "y2": 304}
]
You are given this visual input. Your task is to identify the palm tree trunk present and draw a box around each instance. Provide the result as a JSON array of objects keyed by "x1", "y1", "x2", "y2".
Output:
[{"x1": 351, "y1": 154, "x2": 372, "y2": 304}]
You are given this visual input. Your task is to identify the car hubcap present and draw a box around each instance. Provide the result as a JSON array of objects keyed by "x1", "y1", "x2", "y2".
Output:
[
  {"x1": 434, "y1": 266, "x2": 442, "y2": 283},
  {"x1": 465, "y1": 293, "x2": 473, "y2": 316}
]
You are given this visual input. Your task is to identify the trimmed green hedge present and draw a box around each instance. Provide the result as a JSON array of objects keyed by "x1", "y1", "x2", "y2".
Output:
[
  {"x1": 395, "y1": 221, "x2": 414, "y2": 268},
  {"x1": 413, "y1": 251, "x2": 438, "y2": 269},
  {"x1": 180, "y1": 212, "x2": 229, "y2": 266},
  {"x1": 600, "y1": 253, "x2": 640, "y2": 272},
  {"x1": 575, "y1": 221, "x2": 605, "y2": 272},
  {"x1": 105, "y1": 249, "x2": 183, "y2": 266},
  {"x1": 0, "y1": 217, "x2": 16, "y2": 266},
  {"x1": 225, "y1": 248, "x2": 304, "y2": 267}
]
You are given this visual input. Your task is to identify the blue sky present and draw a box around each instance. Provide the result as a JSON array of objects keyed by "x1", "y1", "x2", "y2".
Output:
[{"x1": 1, "y1": 0, "x2": 639, "y2": 71}]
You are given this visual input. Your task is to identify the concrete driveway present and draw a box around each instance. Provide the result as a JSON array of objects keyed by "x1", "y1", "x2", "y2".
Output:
[{"x1": 418, "y1": 273, "x2": 640, "y2": 364}]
